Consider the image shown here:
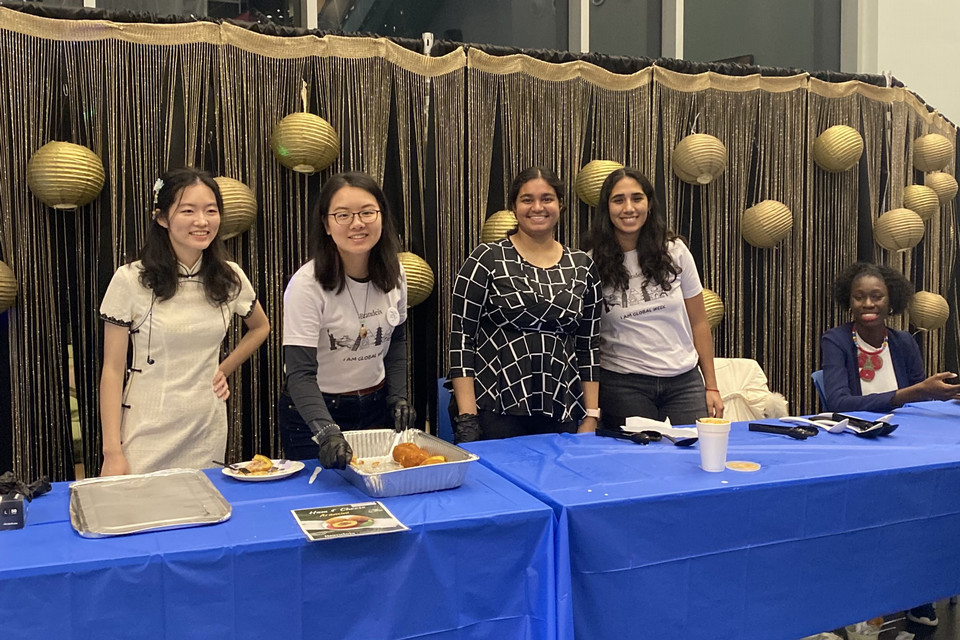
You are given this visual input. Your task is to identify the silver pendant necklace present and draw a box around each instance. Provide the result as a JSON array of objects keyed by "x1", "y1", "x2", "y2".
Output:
[{"x1": 345, "y1": 279, "x2": 370, "y2": 350}]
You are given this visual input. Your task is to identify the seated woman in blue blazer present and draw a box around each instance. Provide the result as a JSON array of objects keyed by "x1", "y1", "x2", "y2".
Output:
[{"x1": 820, "y1": 262, "x2": 960, "y2": 413}]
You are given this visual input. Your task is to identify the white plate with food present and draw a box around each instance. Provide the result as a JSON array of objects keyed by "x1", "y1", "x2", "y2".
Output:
[{"x1": 221, "y1": 456, "x2": 305, "y2": 482}]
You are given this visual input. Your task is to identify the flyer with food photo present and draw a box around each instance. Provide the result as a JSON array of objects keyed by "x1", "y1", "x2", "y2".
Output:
[{"x1": 291, "y1": 501, "x2": 408, "y2": 541}]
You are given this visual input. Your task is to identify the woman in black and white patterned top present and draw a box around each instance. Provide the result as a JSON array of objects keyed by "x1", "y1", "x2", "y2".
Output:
[{"x1": 448, "y1": 166, "x2": 602, "y2": 443}]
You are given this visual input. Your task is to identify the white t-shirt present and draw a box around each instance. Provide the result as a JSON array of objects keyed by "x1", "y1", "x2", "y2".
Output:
[
  {"x1": 598, "y1": 240, "x2": 702, "y2": 377},
  {"x1": 282, "y1": 261, "x2": 407, "y2": 394}
]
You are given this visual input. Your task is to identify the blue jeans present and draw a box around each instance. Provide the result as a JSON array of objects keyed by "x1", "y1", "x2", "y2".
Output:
[
  {"x1": 599, "y1": 366, "x2": 707, "y2": 428},
  {"x1": 278, "y1": 388, "x2": 388, "y2": 461}
]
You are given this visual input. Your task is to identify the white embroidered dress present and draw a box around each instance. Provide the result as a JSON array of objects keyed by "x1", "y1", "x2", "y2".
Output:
[{"x1": 99, "y1": 259, "x2": 257, "y2": 473}]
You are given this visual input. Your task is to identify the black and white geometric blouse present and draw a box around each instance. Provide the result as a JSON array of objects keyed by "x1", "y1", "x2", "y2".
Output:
[{"x1": 448, "y1": 237, "x2": 602, "y2": 423}]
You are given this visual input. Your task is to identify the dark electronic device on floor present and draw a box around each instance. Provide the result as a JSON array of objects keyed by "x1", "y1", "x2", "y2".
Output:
[{"x1": 0, "y1": 492, "x2": 26, "y2": 530}]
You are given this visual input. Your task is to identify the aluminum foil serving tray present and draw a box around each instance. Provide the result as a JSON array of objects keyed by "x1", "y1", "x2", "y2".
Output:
[
  {"x1": 69, "y1": 468, "x2": 231, "y2": 538},
  {"x1": 336, "y1": 429, "x2": 478, "y2": 498}
]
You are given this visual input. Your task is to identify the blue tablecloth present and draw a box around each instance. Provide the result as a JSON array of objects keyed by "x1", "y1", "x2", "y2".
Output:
[
  {"x1": 466, "y1": 400, "x2": 960, "y2": 640},
  {"x1": 0, "y1": 461, "x2": 557, "y2": 640}
]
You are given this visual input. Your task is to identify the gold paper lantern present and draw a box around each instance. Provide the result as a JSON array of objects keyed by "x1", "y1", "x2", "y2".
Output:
[
  {"x1": 924, "y1": 171, "x2": 959, "y2": 205},
  {"x1": 909, "y1": 291, "x2": 950, "y2": 331},
  {"x1": 398, "y1": 251, "x2": 434, "y2": 308},
  {"x1": 480, "y1": 210, "x2": 517, "y2": 243},
  {"x1": 741, "y1": 200, "x2": 793, "y2": 248},
  {"x1": 812, "y1": 125, "x2": 863, "y2": 172},
  {"x1": 902, "y1": 184, "x2": 939, "y2": 222},
  {"x1": 270, "y1": 113, "x2": 339, "y2": 174},
  {"x1": 913, "y1": 133, "x2": 953, "y2": 172},
  {"x1": 702, "y1": 288, "x2": 724, "y2": 329},
  {"x1": 26, "y1": 141, "x2": 105, "y2": 209},
  {"x1": 873, "y1": 208, "x2": 925, "y2": 252},
  {"x1": 574, "y1": 160, "x2": 624, "y2": 206},
  {"x1": 672, "y1": 134, "x2": 727, "y2": 185},
  {"x1": 0, "y1": 259, "x2": 17, "y2": 312},
  {"x1": 214, "y1": 177, "x2": 258, "y2": 240}
]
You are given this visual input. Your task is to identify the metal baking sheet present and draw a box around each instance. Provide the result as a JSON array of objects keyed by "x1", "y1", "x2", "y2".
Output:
[
  {"x1": 335, "y1": 429, "x2": 478, "y2": 498},
  {"x1": 69, "y1": 468, "x2": 231, "y2": 538}
]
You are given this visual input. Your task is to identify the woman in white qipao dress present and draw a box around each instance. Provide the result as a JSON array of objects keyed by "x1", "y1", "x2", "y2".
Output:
[{"x1": 98, "y1": 168, "x2": 270, "y2": 475}]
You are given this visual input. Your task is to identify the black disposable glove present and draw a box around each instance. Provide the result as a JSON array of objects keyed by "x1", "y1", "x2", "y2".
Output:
[
  {"x1": 453, "y1": 413, "x2": 481, "y2": 444},
  {"x1": 0, "y1": 471, "x2": 51, "y2": 501},
  {"x1": 311, "y1": 422, "x2": 353, "y2": 470},
  {"x1": 389, "y1": 398, "x2": 418, "y2": 432}
]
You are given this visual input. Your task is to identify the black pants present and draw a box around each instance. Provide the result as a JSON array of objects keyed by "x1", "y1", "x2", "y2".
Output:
[
  {"x1": 278, "y1": 388, "x2": 388, "y2": 460},
  {"x1": 446, "y1": 396, "x2": 576, "y2": 441},
  {"x1": 477, "y1": 409, "x2": 576, "y2": 440}
]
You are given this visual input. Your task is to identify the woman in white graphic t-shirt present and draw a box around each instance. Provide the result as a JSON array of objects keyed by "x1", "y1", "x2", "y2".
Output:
[
  {"x1": 279, "y1": 172, "x2": 413, "y2": 470},
  {"x1": 586, "y1": 167, "x2": 723, "y2": 427}
]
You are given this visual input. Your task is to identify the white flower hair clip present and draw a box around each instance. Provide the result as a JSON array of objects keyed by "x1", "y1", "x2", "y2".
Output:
[{"x1": 151, "y1": 178, "x2": 164, "y2": 219}]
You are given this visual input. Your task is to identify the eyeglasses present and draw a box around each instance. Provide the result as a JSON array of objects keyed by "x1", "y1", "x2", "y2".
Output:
[{"x1": 329, "y1": 209, "x2": 380, "y2": 225}]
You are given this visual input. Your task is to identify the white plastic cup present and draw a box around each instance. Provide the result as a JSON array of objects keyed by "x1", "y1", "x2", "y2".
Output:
[{"x1": 696, "y1": 418, "x2": 731, "y2": 472}]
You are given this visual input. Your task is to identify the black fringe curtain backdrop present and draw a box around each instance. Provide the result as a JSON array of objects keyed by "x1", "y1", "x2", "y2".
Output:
[{"x1": 0, "y1": 5, "x2": 957, "y2": 480}]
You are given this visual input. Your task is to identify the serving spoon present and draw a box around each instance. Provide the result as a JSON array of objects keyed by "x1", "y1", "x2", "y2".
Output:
[
  {"x1": 641, "y1": 430, "x2": 698, "y2": 447},
  {"x1": 596, "y1": 427, "x2": 652, "y2": 445},
  {"x1": 749, "y1": 423, "x2": 818, "y2": 440},
  {"x1": 814, "y1": 412, "x2": 898, "y2": 437},
  {"x1": 780, "y1": 416, "x2": 849, "y2": 434}
]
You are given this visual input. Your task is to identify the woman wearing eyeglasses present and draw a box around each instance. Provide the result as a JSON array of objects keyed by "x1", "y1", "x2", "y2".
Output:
[{"x1": 279, "y1": 172, "x2": 414, "y2": 469}]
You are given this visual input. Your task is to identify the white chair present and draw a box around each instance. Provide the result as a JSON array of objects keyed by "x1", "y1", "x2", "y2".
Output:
[{"x1": 713, "y1": 358, "x2": 789, "y2": 422}]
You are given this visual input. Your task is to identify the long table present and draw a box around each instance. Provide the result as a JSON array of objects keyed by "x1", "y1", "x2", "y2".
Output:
[
  {"x1": 465, "y1": 400, "x2": 960, "y2": 640},
  {"x1": 0, "y1": 460, "x2": 557, "y2": 640}
]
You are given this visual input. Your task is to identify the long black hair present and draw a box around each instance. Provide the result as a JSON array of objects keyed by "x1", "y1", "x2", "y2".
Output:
[
  {"x1": 504, "y1": 166, "x2": 565, "y2": 236},
  {"x1": 138, "y1": 167, "x2": 240, "y2": 304},
  {"x1": 310, "y1": 171, "x2": 401, "y2": 294},
  {"x1": 834, "y1": 262, "x2": 915, "y2": 314},
  {"x1": 585, "y1": 167, "x2": 680, "y2": 293}
]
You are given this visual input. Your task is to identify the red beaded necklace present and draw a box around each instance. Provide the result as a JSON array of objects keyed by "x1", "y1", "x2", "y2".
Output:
[{"x1": 852, "y1": 327, "x2": 888, "y2": 381}]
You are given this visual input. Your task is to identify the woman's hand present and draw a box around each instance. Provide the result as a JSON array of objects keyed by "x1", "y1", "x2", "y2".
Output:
[
  {"x1": 577, "y1": 416, "x2": 598, "y2": 433},
  {"x1": 706, "y1": 389, "x2": 725, "y2": 418},
  {"x1": 918, "y1": 372, "x2": 960, "y2": 401},
  {"x1": 894, "y1": 372, "x2": 960, "y2": 406},
  {"x1": 213, "y1": 369, "x2": 230, "y2": 400},
  {"x1": 100, "y1": 451, "x2": 130, "y2": 477}
]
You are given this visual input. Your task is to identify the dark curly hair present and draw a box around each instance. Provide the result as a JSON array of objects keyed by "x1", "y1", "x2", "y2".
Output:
[
  {"x1": 138, "y1": 167, "x2": 241, "y2": 304},
  {"x1": 834, "y1": 262, "x2": 915, "y2": 314},
  {"x1": 584, "y1": 167, "x2": 680, "y2": 292},
  {"x1": 311, "y1": 172, "x2": 401, "y2": 295}
]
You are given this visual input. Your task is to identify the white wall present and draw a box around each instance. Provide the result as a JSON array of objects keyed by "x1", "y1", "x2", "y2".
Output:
[{"x1": 874, "y1": 0, "x2": 960, "y2": 124}]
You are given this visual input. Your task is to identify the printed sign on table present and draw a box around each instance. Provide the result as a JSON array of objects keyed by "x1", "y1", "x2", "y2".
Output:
[{"x1": 292, "y1": 501, "x2": 407, "y2": 541}]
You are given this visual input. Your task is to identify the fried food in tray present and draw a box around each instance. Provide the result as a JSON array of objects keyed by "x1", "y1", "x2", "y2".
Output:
[
  {"x1": 338, "y1": 429, "x2": 477, "y2": 497},
  {"x1": 350, "y1": 443, "x2": 447, "y2": 470},
  {"x1": 393, "y1": 442, "x2": 446, "y2": 468}
]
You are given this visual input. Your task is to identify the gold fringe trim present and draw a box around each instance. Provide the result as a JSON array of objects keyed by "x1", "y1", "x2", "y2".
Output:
[
  {"x1": 0, "y1": 6, "x2": 952, "y2": 128},
  {"x1": 655, "y1": 66, "x2": 808, "y2": 93},
  {"x1": 808, "y1": 77, "x2": 861, "y2": 98},
  {"x1": 467, "y1": 48, "x2": 653, "y2": 90},
  {"x1": 0, "y1": 8, "x2": 466, "y2": 76},
  {"x1": 0, "y1": 6, "x2": 222, "y2": 44}
]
